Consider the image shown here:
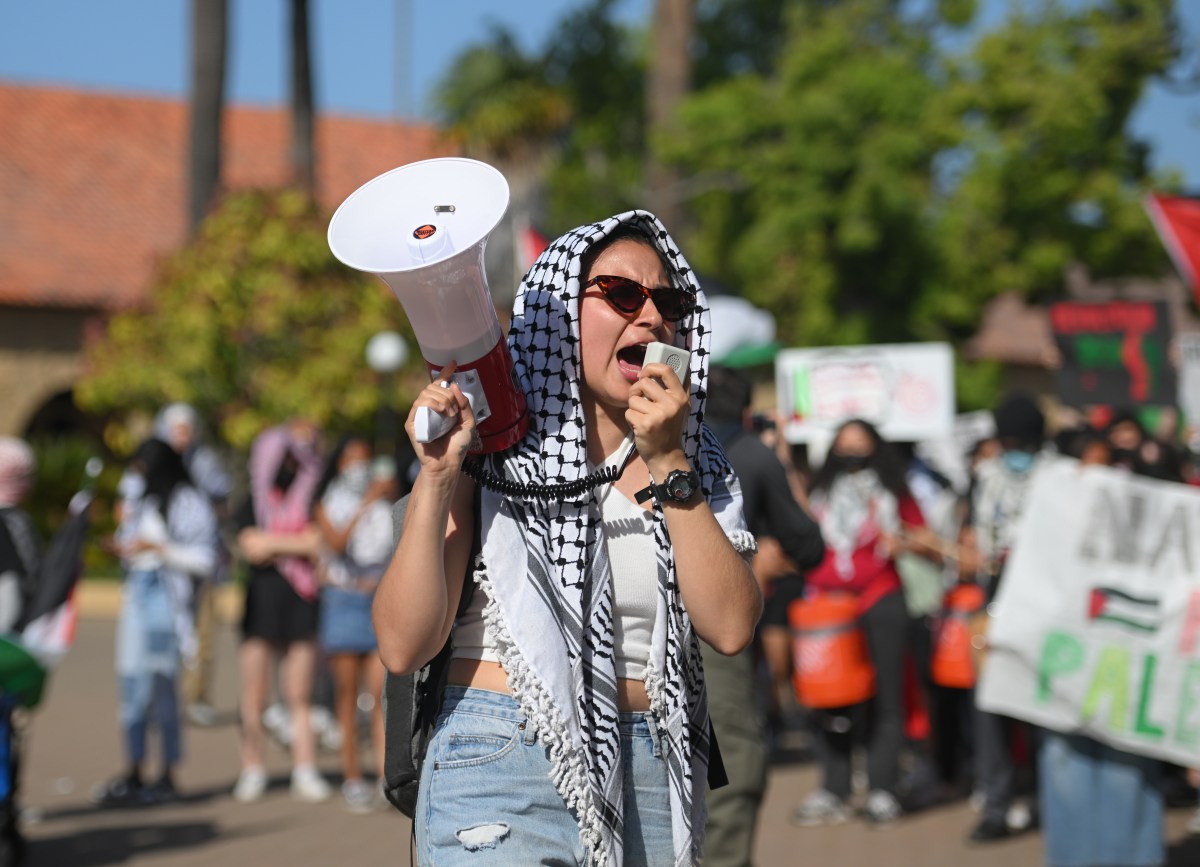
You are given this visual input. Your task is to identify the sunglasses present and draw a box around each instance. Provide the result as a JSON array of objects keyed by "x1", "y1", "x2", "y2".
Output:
[{"x1": 584, "y1": 275, "x2": 696, "y2": 323}]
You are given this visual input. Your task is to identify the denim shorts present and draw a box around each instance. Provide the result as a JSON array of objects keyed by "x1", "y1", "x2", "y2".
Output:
[
  {"x1": 318, "y1": 586, "x2": 377, "y2": 654},
  {"x1": 415, "y1": 686, "x2": 672, "y2": 867}
]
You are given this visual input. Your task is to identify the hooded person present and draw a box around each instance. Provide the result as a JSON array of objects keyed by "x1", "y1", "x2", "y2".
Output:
[
  {"x1": 374, "y1": 211, "x2": 761, "y2": 867},
  {"x1": 963, "y1": 393, "x2": 1046, "y2": 845}
]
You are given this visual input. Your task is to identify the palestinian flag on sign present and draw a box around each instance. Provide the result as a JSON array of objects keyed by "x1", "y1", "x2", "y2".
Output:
[
  {"x1": 1144, "y1": 193, "x2": 1200, "y2": 306},
  {"x1": 1088, "y1": 586, "x2": 1161, "y2": 634}
]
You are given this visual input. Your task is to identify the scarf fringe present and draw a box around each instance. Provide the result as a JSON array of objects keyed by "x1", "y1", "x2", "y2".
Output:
[
  {"x1": 475, "y1": 557, "x2": 612, "y2": 867},
  {"x1": 727, "y1": 529, "x2": 757, "y2": 557}
]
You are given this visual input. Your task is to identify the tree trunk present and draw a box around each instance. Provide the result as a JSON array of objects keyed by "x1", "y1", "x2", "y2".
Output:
[
  {"x1": 290, "y1": 0, "x2": 316, "y2": 199},
  {"x1": 645, "y1": 0, "x2": 693, "y2": 233},
  {"x1": 188, "y1": 0, "x2": 228, "y2": 234}
]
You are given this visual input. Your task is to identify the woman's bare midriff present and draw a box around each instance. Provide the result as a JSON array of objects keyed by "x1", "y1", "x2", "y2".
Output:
[{"x1": 447, "y1": 658, "x2": 650, "y2": 712}]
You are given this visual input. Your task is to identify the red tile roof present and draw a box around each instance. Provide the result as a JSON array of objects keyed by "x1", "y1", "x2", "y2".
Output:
[{"x1": 0, "y1": 83, "x2": 453, "y2": 309}]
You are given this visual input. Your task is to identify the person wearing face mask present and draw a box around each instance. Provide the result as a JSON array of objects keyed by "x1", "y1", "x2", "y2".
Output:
[
  {"x1": 959, "y1": 393, "x2": 1046, "y2": 844},
  {"x1": 93, "y1": 438, "x2": 217, "y2": 806},
  {"x1": 231, "y1": 420, "x2": 331, "y2": 804},
  {"x1": 792, "y1": 419, "x2": 935, "y2": 829},
  {"x1": 312, "y1": 435, "x2": 395, "y2": 813},
  {"x1": 1104, "y1": 409, "x2": 1185, "y2": 483}
]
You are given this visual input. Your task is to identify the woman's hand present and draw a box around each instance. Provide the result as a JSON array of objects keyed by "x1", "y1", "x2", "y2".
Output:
[
  {"x1": 626, "y1": 362, "x2": 689, "y2": 476},
  {"x1": 405, "y1": 362, "x2": 477, "y2": 481}
]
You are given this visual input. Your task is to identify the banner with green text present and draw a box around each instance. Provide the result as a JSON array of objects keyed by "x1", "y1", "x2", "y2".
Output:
[{"x1": 978, "y1": 457, "x2": 1200, "y2": 766}]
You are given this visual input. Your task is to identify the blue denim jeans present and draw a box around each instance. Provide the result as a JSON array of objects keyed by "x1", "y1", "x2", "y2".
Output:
[{"x1": 415, "y1": 686, "x2": 672, "y2": 866}]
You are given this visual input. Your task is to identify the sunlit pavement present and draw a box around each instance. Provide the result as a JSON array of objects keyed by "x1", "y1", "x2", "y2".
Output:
[{"x1": 17, "y1": 612, "x2": 1200, "y2": 866}]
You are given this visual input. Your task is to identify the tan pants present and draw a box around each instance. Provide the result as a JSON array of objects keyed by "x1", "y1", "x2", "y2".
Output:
[{"x1": 183, "y1": 580, "x2": 217, "y2": 706}]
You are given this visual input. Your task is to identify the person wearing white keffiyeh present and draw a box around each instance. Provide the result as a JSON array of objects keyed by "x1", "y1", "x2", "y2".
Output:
[{"x1": 374, "y1": 211, "x2": 761, "y2": 866}]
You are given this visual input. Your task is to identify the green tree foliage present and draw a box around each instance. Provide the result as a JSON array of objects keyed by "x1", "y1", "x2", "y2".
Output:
[
  {"x1": 434, "y1": 27, "x2": 570, "y2": 163},
  {"x1": 76, "y1": 189, "x2": 421, "y2": 452},
  {"x1": 666, "y1": 0, "x2": 1180, "y2": 406},
  {"x1": 921, "y1": 0, "x2": 1181, "y2": 334},
  {"x1": 435, "y1": 0, "x2": 1183, "y2": 411}
]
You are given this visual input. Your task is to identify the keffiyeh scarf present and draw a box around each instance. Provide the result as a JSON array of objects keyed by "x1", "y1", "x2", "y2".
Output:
[
  {"x1": 811, "y1": 470, "x2": 899, "y2": 580},
  {"x1": 473, "y1": 211, "x2": 754, "y2": 866}
]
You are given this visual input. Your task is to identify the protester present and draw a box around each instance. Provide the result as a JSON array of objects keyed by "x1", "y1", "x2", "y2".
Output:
[
  {"x1": 792, "y1": 419, "x2": 935, "y2": 828},
  {"x1": 703, "y1": 365, "x2": 824, "y2": 866},
  {"x1": 312, "y1": 436, "x2": 394, "y2": 813},
  {"x1": 0, "y1": 439, "x2": 40, "y2": 635},
  {"x1": 154, "y1": 403, "x2": 232, "y2": 728},
  {"x1": 960, "y1": 393, "x2": 1046, "y2": 843},
  {"x1": 1105, "y1": 408, "x2": 1184, "y2": 483},
  {"x1": 1034, "y1": 414, "x2": 1169, "y2": 867},
  {"x1": 375, "y1": 215, "x2": 761, "y2": 866},
  {"x1": 93, "y1": 438, "x2": 217, "y2": 805},
  {"x1": 232, "y1": 420, "x2": 331, "y2": 804}
]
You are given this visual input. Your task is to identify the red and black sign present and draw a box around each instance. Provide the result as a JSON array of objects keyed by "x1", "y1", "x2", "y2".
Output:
[{"x1": 1049, "y1": 300, "x2": 1176, "y2": 407}]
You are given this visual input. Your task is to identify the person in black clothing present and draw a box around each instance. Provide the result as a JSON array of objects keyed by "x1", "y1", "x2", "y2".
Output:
[{"x1": 701, "y1": 365, "x2": 825, "y2": 867}]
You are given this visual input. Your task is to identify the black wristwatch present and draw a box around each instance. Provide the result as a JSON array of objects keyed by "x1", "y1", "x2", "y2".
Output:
[{"x1": 636, "y1": 469, "x2": 701, "y2": 505}]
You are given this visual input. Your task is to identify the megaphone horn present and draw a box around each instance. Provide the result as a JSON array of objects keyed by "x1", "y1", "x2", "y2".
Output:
[{"x1": 328, "y1": 158, "x2": 528, "y2": 454}]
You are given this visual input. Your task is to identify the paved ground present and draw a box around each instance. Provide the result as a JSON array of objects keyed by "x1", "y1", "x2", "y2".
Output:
[{"x1": 15, "y1": 599, "x2": 1200, "y2": 866}]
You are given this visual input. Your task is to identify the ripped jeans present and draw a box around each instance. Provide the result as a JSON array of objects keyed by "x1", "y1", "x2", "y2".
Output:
[{"x1": 415, "y1": 686, "x2": 672, "y2": 866}]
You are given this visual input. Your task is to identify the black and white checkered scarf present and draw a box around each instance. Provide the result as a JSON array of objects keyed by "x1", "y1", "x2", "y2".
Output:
[{"x1": 473, "y1": 211, "x2": 754, "y2": 866}]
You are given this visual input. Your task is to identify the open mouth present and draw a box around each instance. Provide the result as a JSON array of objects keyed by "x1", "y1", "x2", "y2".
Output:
[{"x1": 616, "y1": 344, "x2": 647, "y2": 380}]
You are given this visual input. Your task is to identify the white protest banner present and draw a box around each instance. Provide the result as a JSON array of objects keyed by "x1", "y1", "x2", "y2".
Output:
[
  {"x1": 978, "y1": 457, "x2": 1200, "y2": 766},
  {"x1": 775, "y1": 343, "x2": 954, "y2": 444}
]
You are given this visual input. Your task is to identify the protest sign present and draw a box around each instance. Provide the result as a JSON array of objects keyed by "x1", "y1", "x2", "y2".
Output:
[
  {"x1": 978, "y1": 458, "x2": 1200, "y2": 766},
  {"x1": 775, "y1": 343, "x2": 954, "y2": 444},
  {"x1": 1048, "y1": 299, "x2": 1176, "y2": 407}
]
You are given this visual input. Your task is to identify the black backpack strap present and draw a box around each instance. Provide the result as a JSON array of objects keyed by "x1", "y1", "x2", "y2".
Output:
[{"x1": 382, "y1": 482, "x2": 482, "y2": 816}]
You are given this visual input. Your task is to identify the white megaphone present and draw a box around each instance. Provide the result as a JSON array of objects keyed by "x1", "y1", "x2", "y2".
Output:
[{"x1": 328, "y1": 158, "x2": 528, "y2": 454}]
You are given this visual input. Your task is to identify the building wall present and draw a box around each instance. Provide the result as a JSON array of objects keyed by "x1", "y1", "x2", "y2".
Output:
[{"x1": 0, "y1": 306, "x2": 91, "y2": 436}]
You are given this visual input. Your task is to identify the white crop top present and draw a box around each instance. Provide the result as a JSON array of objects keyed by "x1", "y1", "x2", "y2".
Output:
[{"x1": 452, "y1": 440, "x2": 659, "y2": 680}]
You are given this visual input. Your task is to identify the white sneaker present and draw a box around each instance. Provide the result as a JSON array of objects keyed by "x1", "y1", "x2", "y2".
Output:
[
  {"x1": 290, "y1": 766, "x2": 331, "y2": 803},
  {"x1": 1006, "y1": 799, "x2": 1032, "y2": 832},
  {"x1": 186, "y1": 702, "x2": 218, "y2": 727},
  {"x1": 232, "y1": 766, "x2": 267, "y2": 803},
  {"x1": 263, "y1": 703, "x2": 292, "y2": 747},
  {"x1": 792, "y1": 789, "x2": 852, "y2": 826},
  {"x1": 864, "y1": 789, "x2": 903, "y2": 828},
  {"x1": 342, "y1": 778, "x2": 375, "y2": 814}
]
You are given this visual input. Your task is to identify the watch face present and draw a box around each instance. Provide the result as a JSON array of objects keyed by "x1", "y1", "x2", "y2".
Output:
[{"x1": 665, "y1": 470, "x2": 697, "y2": 501}]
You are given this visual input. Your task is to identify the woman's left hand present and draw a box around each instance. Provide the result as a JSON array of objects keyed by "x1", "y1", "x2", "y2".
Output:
[{"x1": 626, "y1": 362, "x2": 688, "y2": 468}]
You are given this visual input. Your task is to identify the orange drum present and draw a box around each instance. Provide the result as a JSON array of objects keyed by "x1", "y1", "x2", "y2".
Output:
[
  {"x1": 931, "y1": 583, "x2": 987, "y2": 689},
  {"x1": 788, "y1": 594, "x2": 876, "y2": 709}
]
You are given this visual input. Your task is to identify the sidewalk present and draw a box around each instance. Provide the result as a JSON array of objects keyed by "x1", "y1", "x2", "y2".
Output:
[{"x1": 76, "y1": 579, "x2": 244, "y2": 623}]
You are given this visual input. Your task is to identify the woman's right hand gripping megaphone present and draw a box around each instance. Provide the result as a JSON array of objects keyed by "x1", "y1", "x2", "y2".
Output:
[{"x1": 406, "y1": 361, "x2": 478, "y2": 478}]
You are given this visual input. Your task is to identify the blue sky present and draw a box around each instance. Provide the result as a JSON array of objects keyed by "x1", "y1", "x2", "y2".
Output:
[{"x1": 2, "y1": 0, "x2": 1198, "y2": 187}]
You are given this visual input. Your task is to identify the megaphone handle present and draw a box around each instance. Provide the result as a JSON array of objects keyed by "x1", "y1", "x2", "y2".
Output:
[{"x1": 412, "y1": 404, "x2": 457, "y2": 444}]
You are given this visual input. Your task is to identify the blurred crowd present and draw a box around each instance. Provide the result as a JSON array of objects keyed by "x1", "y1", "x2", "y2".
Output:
[{"x1": 1, "y1": 384, "x2": 1197, "y2": 866}]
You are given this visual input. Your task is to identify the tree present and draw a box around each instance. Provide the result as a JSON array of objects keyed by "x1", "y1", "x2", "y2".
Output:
[
  {"x1": 76, "y1": 190, "x2": 420, "y2": 452},
  {"x1": 645, "y1": 0, "x2": 695, "y2": 230},
  {"x1": 667, "y1": 0, "x2": 1181, "y2": 350},
  {"x1": 918, "y1": 0, "x2": 1180, "y2": 335},
  {"x1": 667, "y1": 0, "x2": 957, "y2": 347},
  {"x1": 289, "y1": 0, "x2": 316, "y2": 198},
  {"x1": 188, "y1": 0, "x2": 228, "y2": 233}
]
